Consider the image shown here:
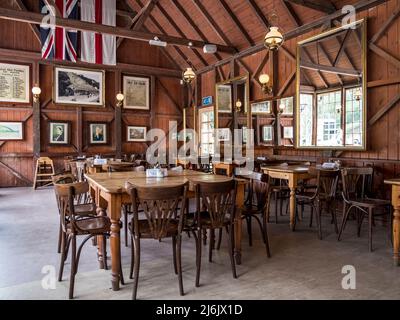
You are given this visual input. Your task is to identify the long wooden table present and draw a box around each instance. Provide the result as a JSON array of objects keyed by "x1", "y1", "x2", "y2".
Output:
[
  {"x1": 262, "y1": 165, "x2": 312, "y2": 231},
  {"x1": 383, "y1": 179, "x2": 400, "y2": 266},
  {"x1": 85, "y1": 170, "x2": 247, "y2": 291}
]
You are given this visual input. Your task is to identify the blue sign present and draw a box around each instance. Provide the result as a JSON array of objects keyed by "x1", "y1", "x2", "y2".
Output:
[{"x1": 202, "y1": 96, "x2": 213, "y2": 106}]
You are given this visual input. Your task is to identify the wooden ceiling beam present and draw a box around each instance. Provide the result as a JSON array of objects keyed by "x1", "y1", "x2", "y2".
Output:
[
  {"x1": 281, "y1": 0, "x2": 303, "y2": 27},
  {"x1": 0, "y1": 6, "x2": 236, "y2": 54},
  {"x1": 284, "y1": 0, "x2": 336, "y2": 14},
  {"x1": 13, "y1": 0, "x2": 40, "y2": 43},
  {"x1": 300, "y1": 61, "x2": 362, "y2": 77},
  {"x1": 117, "y1": 0, "x2": 158, "y2": 48},
  {"x1": 197, "y1": 0, "x2": 389, "y2": 74},
  {"x1": 218, "y1": 0, "x2": 254, "y2": 46},
  {"x1": 247, "y1": 0, "x2": 271, "y2": 29},
  {"x1": 154, "y1": 1, "x2": 208, "y2": 67},
  {"x1": 170, "y1": 0, "x2": 222, "y2": 61},
  {"x1": 192, "y1": 0, "x2": 236, "y2": 50}
]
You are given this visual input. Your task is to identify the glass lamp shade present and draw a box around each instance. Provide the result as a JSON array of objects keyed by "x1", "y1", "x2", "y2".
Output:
[
  {"x1": 31, "y1": 86, "x2": 41, "y2": 96},
  {"x1": 279, "y1": 102, "x2": 285, "y2": 113},
  {"x1": 183, "y1": 68, "x2": 196, "y2": 83},
  {"x1": 116, "y1": 93, "x2": 124, "y2": 102},
  {"x1": 353, "y1": 87, "x2": 362, "y2": 101},
  {"x1": 259, "y1": 74, "x2": 270, "y2": 84},
  {"x1": 264, "y1": 27, "x2": 284, "y2": 50},
  {"x1": 235, "y1": 99, "x2": 242, "y2": 112}
]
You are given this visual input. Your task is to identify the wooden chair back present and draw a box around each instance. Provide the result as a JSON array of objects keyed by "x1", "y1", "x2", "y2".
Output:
[
  {"x1": 308, "y1": 168, "x2": 339, "y2": 200},
  {"x1": 341, "y1": 167, "x2": 374, "y2": 202},
  {"x1": 248, "y1": 172, "x2": 269, "y2": 211},
  {"x1": 126, "y1": 182, "x2": 188, "y2": 240},
  {"x1": 194, "y1": 179, "x2": 237, "y2": 229}
]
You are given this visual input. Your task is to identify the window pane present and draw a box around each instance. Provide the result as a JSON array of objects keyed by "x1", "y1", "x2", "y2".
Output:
[
  {"x1": 345, "y1": 87, "x2": 363, "y2": 146},
  {"x1": 299, "y1": 94, "x2": 313, "y2": 146}
]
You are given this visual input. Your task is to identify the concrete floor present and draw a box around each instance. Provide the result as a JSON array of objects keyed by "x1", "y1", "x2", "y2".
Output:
[{"x1": 0, "y1": 187, "x2": 399, "y2": 300}]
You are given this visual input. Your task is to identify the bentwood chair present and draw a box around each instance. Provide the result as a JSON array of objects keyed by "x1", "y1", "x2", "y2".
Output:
[
  {"x1": 52, "y1": 174, "x2": 97, "y2": 254},
  {"x1": 125, "y1": 182, "x2": 188, "y2": 300},
  {"x1": 54, "y1": 182, "x2": 111, "y2": 299},
  {"x1": 338, "y1": 167, "x2": 392, "y2": 251},
  {"x1": 295, "y1": 168, "x2": 340, "y2": 239},
  {"x1": 190, "y1": 180, "x2": 238, "y2": 287},
  {"x1": 240, "y1": 172, "x2": 271, "y2": 257}
]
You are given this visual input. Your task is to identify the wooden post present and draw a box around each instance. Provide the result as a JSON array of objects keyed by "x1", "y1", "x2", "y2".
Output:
[
  {"x1": 115, "y1": 71, "x2": 122, "y2": 159},
  {"x1": 32, "y1": 62, "x2": 40, "y2": 159}
]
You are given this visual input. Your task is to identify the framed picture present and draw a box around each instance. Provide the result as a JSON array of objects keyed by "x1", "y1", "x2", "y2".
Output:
[
  {"x1": 123, "y1": 76, "x2": 150, "y2": 110},
  {"x1": 0, "y1": 122, "x2": 23, "y2": 140},
  {"x1": 0, "y1": 63, "x2": 30, "y2": 103},
  {"x1": 216, "y1": 84, "x2": 232, "y2": 113},
  {"x1": 283, "y1": 126, "x2": 294, "y2": 139},
  {"x1": 89, "y1": 123, "x2": 108, "y2": 144},
  {"x1": 49, "y1": 121, "x2": 70, "y2": 145},
  {"x1": 279, "y1": 97, "x2": 294, "y2": 116},
  {"x1": 251, "y1": 100, "x2": 272, "y2": 114},
  {"x1": 262, "y1": 125, "x2": 274, "y2": 143},
  {"x1": 54, "y1": 66, "x2": 105, "y2": 106},
  {"x1": 127, "y1": 126, "x2": 147, "y2": 142},
  {"x1": 217, "y1": 128, "x2": 230, "y2": 141}
]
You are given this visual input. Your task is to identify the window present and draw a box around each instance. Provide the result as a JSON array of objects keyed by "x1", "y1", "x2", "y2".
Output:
[
  {"x1": 199, "y1": 107, "x2": 214, "y2": 156},
  {"x1": 299, "y1": 93, "x2": 313, "y2": 146},
  {"x1": 345, "y1": 87, "x2": 363, "y2": 146},
  {"x1": 316, "y1": 90, "x2": 342, "y2": 146}
]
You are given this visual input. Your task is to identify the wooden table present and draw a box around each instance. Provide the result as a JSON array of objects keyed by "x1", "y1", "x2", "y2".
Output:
[
  {"x1": 87, "y1": 160, "x2": 135, "y2": 174},
  {"x1": 213, "y1": 162, "x2": 235, "y2": 176},
  {"x1": 383, "y1": 179, "x2": 400, "y2": 266},
  {"x1": 262, "y1": 165, "x2": 312, "y2": 231},
  {"x1": 85, "y1": 170, "x2": 247, "y2": 291}
]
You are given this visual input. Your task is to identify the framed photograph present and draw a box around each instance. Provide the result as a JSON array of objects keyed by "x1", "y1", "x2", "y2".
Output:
[
  {"x1": 89, "y1": 123, "x2": 108, "y2": 144},
  {"x1": 49, "y1": 121, "x2": 70, "y2": 145},
  {"x1": 54, "y1": 66, "x2": 105, "y2": 106},
  {"x1": 262, "y1": 125, "x2": 274, "y2": 143},
  {"x1": 216, "y1": 84, "x2": 232, "y2": 113},
  {"x1": 127, "y1": 126, "x2": 147, "y2": 142},
  {"x1": 0, "y1": 122, "x2": 23, "y2": 140},
  {"x1": 0, "y1": 63, "x2": 30, "y2": 103},
  {"x1": 251, "y1": 100, "x2": 272, "y2": 114},
  {"x1": 123, "y1": 76, "x2": 150, "y2": 110},
  {"x1": 283, "y1": 126, "x2": 294, "y2": 139},
  {"x1": 217, "y1": 128, "x2": 230, "y2": 141},
  {"x1": 279, "y1": 96, "x2": 294, "y2": 116}
]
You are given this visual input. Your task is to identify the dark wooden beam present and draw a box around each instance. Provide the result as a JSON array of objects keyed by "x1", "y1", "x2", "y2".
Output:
[
  {"x1": 368, "y1": 92, "x2": 400, "y2": 126},
  {"x1": 192, "y1": 0, "x2": 236, "y2": 49},
  {"x1": 13, "y1": 0, "x2": 40, "y2": 43},
  {"x1": 370, "y1": 5, "x2": 400, "y2": 43},
  {"x1": 300, "y1": 61, "x2": 362, "y2": 77},
  {"x1": 218, "y1": 0, "x2": 254, "y2": 46},
  {"x1": 285, "y1": 0, "x2": 336, "y2": 13},
  {"x1": 196, "y1": 0, "x2": 389, "y2": 74},
  {"x1": 155, "y1": 1, "x2": 208, "y2": 67},
  {"x1": 170, "y1": 0, "x2": 222, "y2": 61},
  {"x1": 317, "y1": 42, "x2": 344, "y2": 85},
  {"x1": 369, "y1": 42, "x2": 400, "y2": 69},
  {"x1": 247, "y1": 0, "x2": 270, "y2": 28},
  {"x1": 368, "y1": 77, "x2": 400, "y2": 88},
  {"x1": 281, "y1": 0, "x2": 302, "y2": 26},
  {"x1": 0, "y1": 6, "x2": 236, "y2": 54},
  {"x1": 301, "y1": 48, "x2": 329, "y2": 88},
  {"x1": 158, "y1": 79, "x2": 183, "y2": 115},
  {"x1": 333, "y1": 29, "x2": 351, "y2": 66}
]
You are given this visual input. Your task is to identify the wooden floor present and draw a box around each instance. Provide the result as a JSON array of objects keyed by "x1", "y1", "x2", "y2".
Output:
[{"x1": 0, "y1": 187, "x2": 399, "y2": 300}]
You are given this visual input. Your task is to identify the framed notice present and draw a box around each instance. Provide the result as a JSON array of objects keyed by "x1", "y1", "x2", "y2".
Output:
[
  {"x1": 123, "y1": 76, "x2": 150, "y2": 110},
  {"x1": 0, "y1": 63, "x2": 30, "y2": 103}
]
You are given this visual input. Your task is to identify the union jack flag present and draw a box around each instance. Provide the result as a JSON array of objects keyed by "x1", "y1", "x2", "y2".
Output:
[{"x1": 40, "y1": 0, "x2": 78, "y2": 62}]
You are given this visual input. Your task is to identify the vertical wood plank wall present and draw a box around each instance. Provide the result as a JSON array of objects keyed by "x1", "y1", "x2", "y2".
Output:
[
  {"x1": 0, "y1": 1, "x2": 183, "y2": 187},
  {"x1": 197, "y1": 0, "x2": 400, "y2": 198}
]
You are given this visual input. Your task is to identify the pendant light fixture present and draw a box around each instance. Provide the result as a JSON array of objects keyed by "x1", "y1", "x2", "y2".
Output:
[
  {"x1": 264, "y1": 10, "x2": 283, "y2": 51},
  {"x1": 183, "y1": 67, "x2": 196, "y2": 84}
]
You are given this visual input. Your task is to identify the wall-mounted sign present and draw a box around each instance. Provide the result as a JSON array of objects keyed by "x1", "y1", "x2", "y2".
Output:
[{"x1": 202, "y1": 96, "x2": 213, "y2": 106}]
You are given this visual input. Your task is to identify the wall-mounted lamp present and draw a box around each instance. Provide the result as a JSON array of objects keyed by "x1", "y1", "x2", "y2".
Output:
[
  {"x1": 259, "y1": 74, "x2": 273, "y2": 95},
  {"x1": 183, "y1": 67, "x2": 196, "y2": 84},
  {"x1": 278, "y1": 101, "x2": 286, "y2": 114},
  {"x1": 32, "y1": 85, "x2": 41, "y2": 103},
  {"x1": 116, "y1": 92, "x2": 124, "y2": 107},
  {"x1": 353, "y1": 87, "x2": 362, "y2": 101},
  {"x1": 235, "y1": 99, "x2": 242, "y2": 113}
]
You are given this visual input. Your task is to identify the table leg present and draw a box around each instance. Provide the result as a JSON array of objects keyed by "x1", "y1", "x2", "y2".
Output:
[
  {"x1": 108, "y1": 194, "x2": 122, "y2": 291},
  {"x1": 234, "y1": 183, "x2": 245, "y2": 265},
  {"x1": 393, "y1": 205, "x2": 400, "y2": 266},
  {"x1": 288, "y1": 175, "x2": 297, "y2": 231}
]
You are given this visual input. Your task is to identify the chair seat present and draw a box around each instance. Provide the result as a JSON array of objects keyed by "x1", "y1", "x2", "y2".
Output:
[
  {"x1": 74, "y1": 203, "x2": 97, "y2": 216},
  {"x1": 240, "y1": 204, "x2": 263, "y2": 216},
  {"x1": 348, "y1": 197, "x2": 391, "y2": 208},
  {"x1": 184, "y1": 211, "x2": 231, "y2": 229},
  {"x1": 67, "y1": 216, "x2": 111, "y2": 234},
  {"x1": 129, "y1": 219, "x2": 179, "y2": 238}
]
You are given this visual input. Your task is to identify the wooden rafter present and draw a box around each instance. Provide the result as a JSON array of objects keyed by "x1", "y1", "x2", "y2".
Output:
[
  {"x1": 192, "y1": 0, "x2": 236, "y2": 49},
  {"x1": 0, "y1": 6, "x2": 236, "y2": 54},
  {"x1": 218, "y1": 0, "x2": 254, "y2": 46},
  {"x1": 247, "y1": 0, "x2": 270, "y2": 29},
  {"x1": 281, "y1": 0, "x2": 302, "y2": 26},
  {"x1": 170, "y1": 0, "x2": 222, "y2": 61},
  {"x1": 155, "y1": 1, "x2": 208, "y2": 67},
  {"x1": 158, "y1": 78, "x2": 182, "y2": 115},
  {"x1": 369, "y1": 92, "x2": 400, "y2": 126},
  {"x1": 317, "y1": 42, "x2": 344, "y2": 85},
  {"x1": 301, "y1": 47, "x2": 329, "y2": 88},
  {"x1": 117, "y1": 0, "x2": 159, "y2": 48},
  {"x1": 13, "y1": 0, "x2": 40, "y2": 42},
  {"x1": 300, "y1": 61, "x2": 362, "y2": 77},
  {"x1": 285, "y1": 0, "x2": 336, "y2": 14}
]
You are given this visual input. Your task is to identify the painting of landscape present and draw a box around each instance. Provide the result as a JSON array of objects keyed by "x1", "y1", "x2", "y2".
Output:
[
  {"x1": 0, "y1": 122, "x2": 23, "y2": 140},
  {"x1": 54, "y1": 67, "x2": 104, "y2": 106}
]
